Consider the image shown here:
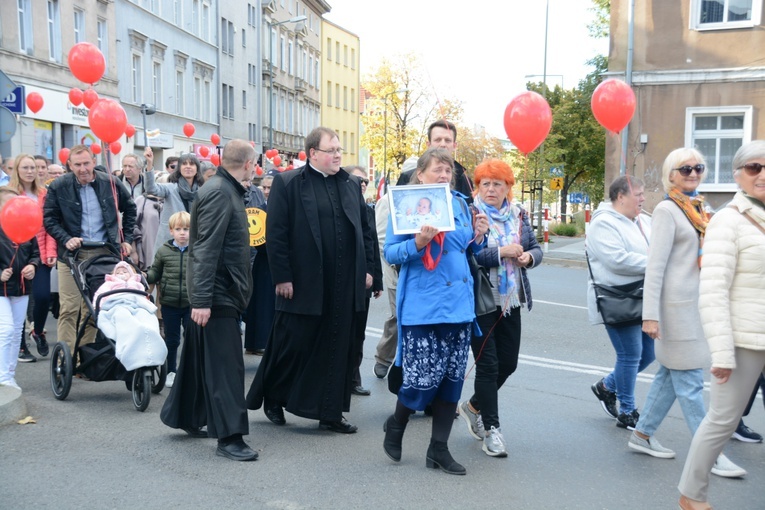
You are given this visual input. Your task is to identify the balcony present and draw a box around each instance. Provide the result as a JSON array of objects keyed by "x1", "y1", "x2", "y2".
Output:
[
  {"x1": 294, "y1": 77, "x2": 307, "y2": 93},
  {"x1": 262, "y1": 58, "x2": 274, "y2": 80}
]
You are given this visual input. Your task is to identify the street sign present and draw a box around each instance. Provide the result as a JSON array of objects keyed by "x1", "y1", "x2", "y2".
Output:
[
  {"x1": 569, "y1": 192, "x2": 583, "y2": 204},
  {"x1": 549, "y1": 167, "x2": 564, "y2": 177},
  {"x1": 550, "y1": 177, "x2": 563, "y2": 190},
  {"x1": 0, "y1": 105, "x2": 17, "y2": 142},
  {"x1": 1, "y1": 85, "x2": 25, "y2": 114}
]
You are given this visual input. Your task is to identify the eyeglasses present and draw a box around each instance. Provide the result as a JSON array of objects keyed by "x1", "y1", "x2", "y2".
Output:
[
  {"x1": 314, "y1": 148, "x2": 343, "y2": 155},
  {"x1": 359, "y1": 178, "x2": 369, "y2": 185},
  {"x1": 739, "y1": 162, "x2": 765, "y2": 176},
  {"x1": 674, "y1": 164, "x2": 705, "y2": 176}
]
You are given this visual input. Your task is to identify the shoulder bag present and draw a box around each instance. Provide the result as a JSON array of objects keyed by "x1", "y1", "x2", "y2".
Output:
[{"x1": 586, "y1": 253, "x2": 643, "y2": 327}]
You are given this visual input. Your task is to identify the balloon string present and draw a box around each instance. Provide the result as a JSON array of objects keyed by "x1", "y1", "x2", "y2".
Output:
[
  {"x1": 103, "y1": 152, "x2": 126, "y2": 261},
  {"x1": 4, "y1": 245, "x2": 19, "y2": 297}
]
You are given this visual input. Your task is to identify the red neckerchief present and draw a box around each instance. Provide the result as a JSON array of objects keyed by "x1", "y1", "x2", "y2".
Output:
[{"x1": 422, "y1": 232, "x2": 445, "y2": 271}]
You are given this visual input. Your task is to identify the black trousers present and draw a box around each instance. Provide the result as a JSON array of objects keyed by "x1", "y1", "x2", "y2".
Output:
[
  {"x1": 468, "y1": 306, "x2": 521, "y2": 430},
  {"x1": 352, "y1": 297, "x2": 371, "y2": 387},
  {"x1": 160, "y1": 307, "x2": 248, "y2": 439}
]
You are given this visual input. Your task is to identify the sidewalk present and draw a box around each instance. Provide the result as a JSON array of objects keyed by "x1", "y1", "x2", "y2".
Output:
[{"x1": 541, "y1": 234, "x2": 587, "y2": 268}]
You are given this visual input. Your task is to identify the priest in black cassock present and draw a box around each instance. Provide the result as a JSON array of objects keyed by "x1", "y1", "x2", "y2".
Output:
[{"x1": 246, "y1": 127, "x2": 375, "y2": 433}]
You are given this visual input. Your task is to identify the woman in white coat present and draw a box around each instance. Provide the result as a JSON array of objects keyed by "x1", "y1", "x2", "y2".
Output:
[
  {"x1": 678, "y1": 140, "x2": 765, "y2": 510},
  {"x1": 627, "y1": 148, "x2": 744, "y2": 478}
]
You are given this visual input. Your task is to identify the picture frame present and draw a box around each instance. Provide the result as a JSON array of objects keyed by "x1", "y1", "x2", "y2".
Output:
[{"x1": 388, "y1": 183, "x2": 456, "y2": 235}]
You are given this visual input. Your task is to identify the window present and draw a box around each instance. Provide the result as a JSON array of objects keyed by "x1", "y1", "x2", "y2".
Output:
[
  {"x1": 222, "y1": 84, "x2": 234, "y2": 120},
  {"x1": 692, "y1": 0, "x2": 761, "y2": 29},
  {"x1": 242, "y1": 28, "x2": 246, "y2": 47},
  {"x1": 335, "y1": 41, "x2": 340, "y2": 63},
  {"x1": 351, "y1": 88, "x2": 355, "y2": 112},
  {"x1": 176, "y1": 70, "x2": 184, "y2": 115},
  {"x1": 174, "y1": 0, "x2": 182, "y2": 26},
  {"x1": 686, "y1": 106, "x2": 752, "y2": 190},
  {"x1": 97, "y1": 18, "x2": 108, "y2": 66},
  {"x1": 350, "y1": 133, "x2": 355, "y2": 154},
  {"x1": 47, "y1": 1, "x2": 60, "y2": 62},
  {"x1": 327, "y1": 81, "x2": 332, "y2": 107},
  {"x1": 249, "y1": 122, "x2": 257, "y2": 142},
  {"x1": 335, "y1": 84, "x2": 340, "y2": 109},
  {"x1": 326, "y1": 38, "x2": 331, "y2": 60},
  {"x1": 221, "y1": 19, "x2": 234, "y2": 55},
  {"x1": 270, "y1": 28, "x2": 277, "y2": 62},
  {"x1": 280, "y1": 35, "x2": 286, "y2": 71},
  {"x1": 73, "y1": 9, "x2": 84, "y2": 43},
  {"x1": 343, "y1": 86, "x2": 347, "y2": 110},
  {"x1": 288, "y1": 40, "x2": 293, "y2": 75},
  {"x1": 350, "y1": 48, "x2": 356, "y2": 70},
  {"x1": 343, "y1": 45, "x2": 348, "y2": 66},
  {"x1": 204, "y1": 79, "x2": 211, "y2": 122},
  {"x1": 288, "y1": 93, "x2": 294, "y2": 132},
  {"x1": 191, "y1": 0, "x2": 199, "y2": 35},
  {"x1": 194, "y1": 77, "x2": 201, "y2": 119},
  {"x1": 242, "y1": 90, "x2": 247, "y2": 109},
  {"x1": 18, "y1": 0, "x2": 33, "y2": 53},
  {"x1": 152, "y1": 61, "x2": 162, "y2": 109},
  {"x1": 132, "y1": 53, "x2": 143, "y2": 103},
  {"x1": 248, "y1": 4, "x2": 256, "y2": 26},
  {"x1": 201, "y1": 2, "x2": 210, "y2": 41},
  {"x1": 149, "y1": 0, "x2": 160, "y2": 15},
  {"x1": 314, "y1": 60, "x2": 319, "y2": 88}
]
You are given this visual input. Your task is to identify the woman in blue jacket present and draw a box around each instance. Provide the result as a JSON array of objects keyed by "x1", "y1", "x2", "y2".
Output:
[{"x1": 382, "y1": 147, "x2": 489, "y2": 475}]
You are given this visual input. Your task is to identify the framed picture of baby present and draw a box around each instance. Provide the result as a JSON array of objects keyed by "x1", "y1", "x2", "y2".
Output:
[{"x1": 388, "y1": 183, "x2": 456, "y2": 235}]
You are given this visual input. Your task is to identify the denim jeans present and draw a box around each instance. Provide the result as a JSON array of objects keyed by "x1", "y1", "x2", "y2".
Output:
[
  {"x1": 602, "y1": 324, "x2": 655, "y2": 414},
  {"x1": 635, "y1": 364, "x2": 706, "y2": 437},
  {"x1": 161, "y1": 305, "x2": 189, "y2": 373},
  {"x1": 32, "y1": 264, "x2": 52, "y2": 335}
]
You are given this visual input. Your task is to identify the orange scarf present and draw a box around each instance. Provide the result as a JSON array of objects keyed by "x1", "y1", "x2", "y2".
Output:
[{"x1": 667, "y1": 188, "x2": 709, "y2": 268}]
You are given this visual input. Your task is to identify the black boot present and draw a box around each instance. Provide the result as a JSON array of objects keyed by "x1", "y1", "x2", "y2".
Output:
[
  {"x1": 383, "y1": 415, "x2": 407, "y2": 462},
  {"x1": 426, "y1": 439, "x2": 466, "y2": 475}
]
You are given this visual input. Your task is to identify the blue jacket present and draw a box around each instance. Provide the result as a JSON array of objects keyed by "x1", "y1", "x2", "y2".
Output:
[{"x1": 384, "y1": 191, "x2": 485, "y2": 331}]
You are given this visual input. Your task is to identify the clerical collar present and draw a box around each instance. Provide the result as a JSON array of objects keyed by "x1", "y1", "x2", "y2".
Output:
[{"x1": 310, "y1": 165, "x2": 330, "y2": 178}]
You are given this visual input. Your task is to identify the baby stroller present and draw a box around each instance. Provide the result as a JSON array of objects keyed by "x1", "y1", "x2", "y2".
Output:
[{"x1": 49, "y1": 242, "x2": 167, "y2": 411}]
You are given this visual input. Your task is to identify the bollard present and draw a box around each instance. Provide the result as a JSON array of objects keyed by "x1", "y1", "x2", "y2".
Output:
[
  {"x1": 543, "y1": 207, "x2": 549, "y2": 253},
  {"x1": 585, "y1": 204, "x2": 591, "y2": 235}
]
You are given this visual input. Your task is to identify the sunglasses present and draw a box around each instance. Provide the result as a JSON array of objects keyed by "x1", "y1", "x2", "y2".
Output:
[
  {"x1": 739, "y1": 162, "x2": 765, "y2": 176},
  {"x1": 674, "y1": 164, "x2": 705, "y2": 176},
  {"x1": 360, "y1": 178, "x2": 369, "y2": 185}
]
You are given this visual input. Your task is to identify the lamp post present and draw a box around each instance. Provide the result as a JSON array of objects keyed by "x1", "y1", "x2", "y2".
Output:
[
  {"x1": 139, "y1": 103, "x2": 156, "y2": 148},
  {"x1": 383, "y1": 89, "x2": 407, "y2": 192},
  {"x1": 267, "y1": 15, "x2": 307, "y2": 152}
]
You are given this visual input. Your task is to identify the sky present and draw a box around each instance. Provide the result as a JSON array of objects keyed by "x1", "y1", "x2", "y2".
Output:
[{"x1": 324, "y1": 0, "x2": 609, "y2": 138}]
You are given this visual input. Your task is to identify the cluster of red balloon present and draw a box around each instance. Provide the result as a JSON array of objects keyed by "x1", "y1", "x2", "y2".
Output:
[{"x1": 0, "y1": 196, "x2": 43, "y2": 245}]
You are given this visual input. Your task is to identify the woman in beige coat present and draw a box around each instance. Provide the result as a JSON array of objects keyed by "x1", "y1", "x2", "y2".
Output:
[
  {"x1": 628, "y1": 148, "x2": 744, "y2": 478},
  {"x1": 678, "y1": 140, "x2": 765, "y2": 510}
]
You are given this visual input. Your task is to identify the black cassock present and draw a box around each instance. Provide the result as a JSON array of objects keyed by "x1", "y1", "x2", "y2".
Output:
[{"x1": 247, "y1": 170, "x2": 357, "y2": 421}]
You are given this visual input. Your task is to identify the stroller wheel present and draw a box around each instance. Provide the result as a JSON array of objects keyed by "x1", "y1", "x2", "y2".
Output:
[
  {"x1": 151, "y1": 360, "x2": 167, "y2": 394},
  {"x1": 131, "y1": 368, "x2": 152, "y2": 412},
  {"x1": 50, "y1": 342, "x2": 73, "y2": 400}
]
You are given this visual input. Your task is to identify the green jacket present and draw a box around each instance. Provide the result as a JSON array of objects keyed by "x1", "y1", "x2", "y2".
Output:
[{"x1": 146, "y1": 240, "x2": 189, "y2": 309}]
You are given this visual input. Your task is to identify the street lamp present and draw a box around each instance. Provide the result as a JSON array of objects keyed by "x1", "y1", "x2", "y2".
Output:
[
  {"x1": 140, "y1": 103, "x2": 156, "y2": 148},
  {"x1": 267, "y1": 15, "x2": 307, "y2": 152},
  {"x1": 383, "y1": 89, "x2": 407, "y2": 192}
]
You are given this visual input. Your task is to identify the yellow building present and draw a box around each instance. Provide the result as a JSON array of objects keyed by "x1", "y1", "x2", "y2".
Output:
[{"x1": 320, "y1": 19, "x2": 360, "y2": 167}]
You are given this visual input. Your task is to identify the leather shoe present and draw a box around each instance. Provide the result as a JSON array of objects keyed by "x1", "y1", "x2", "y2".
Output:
[
  {"x1": 182, "y1": 426, "x2": 208, "y2": 438},
  {"x1": 216, "y1": 440, "x2": 258, "y2": 461},
  {"x1": 319, "y1": 416, "x2": 358, "y2": 434},
  {"x1": 351, "y1": 385, "x2": 371, "y2": 396},
  {"x1": 264, "y1": 404, "x2": 286, "y2": 426},
  {"x1": 373, "y1": 362, "x2": 390, "y2": 379},
  {"x1": 679, "y1": 495, "x2": 712, "y2": 510}
]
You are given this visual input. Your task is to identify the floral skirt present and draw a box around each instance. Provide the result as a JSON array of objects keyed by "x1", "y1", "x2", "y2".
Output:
[{"x1": 398, "y1": 322, "x2": 471, "y2": 410}]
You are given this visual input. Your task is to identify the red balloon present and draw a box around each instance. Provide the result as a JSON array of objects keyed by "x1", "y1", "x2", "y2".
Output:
[
  {"x1": 298, "y1": 150, "x2": 307, "y2": 161},
  {"x1": 26, "y1": 92, "x2": 44, "y2": 114},
  {"x1": 210, "y1": 154, "x2": 220, "y2": 166},
  {"x1": 503, "y1": 91, "x2": 552, "y2": 155},
  {"x1": 90, "y1": 143, "x2": 102, "y2": 155},
  {"x1": 183, "y1": 122, "x2": 195, "y2": 138},
  {"x1": 69, "y1": 88, "x2": 83, "y2": 106},
  {"x1": 210, "y1": 133, "x2": 221, "y2": 145},
  {"x1": 199, "y1": 146, "x2": 210, "y2": 158},
  {"x1": 272, "y1": 156, "x2": 282, "y2": 167},
  {"x1": 286, "y1": 164, "x2": 294, "y2": 171},
  {"x1": 255, "y1": 166, "x2": 263, "y2": 176},
  {"x1": 58, "y1": 148, "x2": 70, "y2": 165},
  {"x1": 266, "y1": 149, "x2": 277, "y2": 159},
  {"x1": 124, "y1": 124, "x2": 136, "y2": 138},
  {"x1": 0, "y1": 196, "x2": 43, "y2": 244},
  {"x1": 591, "y1": 79, "x2": 636, "y2": 134},
  {"x1": 82, "y1": 88, "x2": 99, "y2": 109},
  {"x1": 88, "y1": 98, "x2": 127, "y2": 144},
  {"x1": 109, "y1": 142, "x2": 121, "y2": 155},
  {"x1": 68, "y1": 42, "x2": 106, "y2": 85}
]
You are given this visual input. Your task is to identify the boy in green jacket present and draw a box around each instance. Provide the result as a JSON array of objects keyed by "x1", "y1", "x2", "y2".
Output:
[{"x1": 146, "y1": 211, "x2": 190, "y2": 387}]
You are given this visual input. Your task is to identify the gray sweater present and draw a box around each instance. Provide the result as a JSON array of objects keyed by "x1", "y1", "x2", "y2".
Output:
[{"x1": 144, "y1": 169, "x2": 192, "y2": 259}]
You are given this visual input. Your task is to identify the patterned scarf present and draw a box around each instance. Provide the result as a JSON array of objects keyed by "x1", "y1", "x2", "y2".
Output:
[
  {"x1": 667, "y1": 188, "x2": 709, "y2": 267},
  {"x1": 473, "y1": 195, "x2": 521, "y2": 311}
]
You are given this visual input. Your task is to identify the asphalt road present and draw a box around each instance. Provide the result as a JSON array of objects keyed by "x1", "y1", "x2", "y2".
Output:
[{"x1": 1, "y1": 264, "x2": 762, "y2": 509}]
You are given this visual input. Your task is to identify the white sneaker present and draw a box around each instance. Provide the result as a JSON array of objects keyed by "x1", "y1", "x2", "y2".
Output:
[
  {"x1": 482, "y1": 426, "x2": 508, "y2": 457},
  {"x1": 0, "y1": 379, "x2": 21, "y2": 390},
  {"x1": 711, "y1": 453, "x2": 747, "y2": 478},
  {"x1": 458, "y1": 400, "x2": 485, "y2": 440},
  {"x1": 627, "y1": 431, "x2": 675, "y2": 459},
  {"x1": 166, "y1": 372, "x2": 176, "y2": 388}
]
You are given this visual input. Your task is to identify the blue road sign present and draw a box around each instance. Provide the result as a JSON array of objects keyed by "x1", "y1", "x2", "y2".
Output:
[{"x1": 1, "y1": 85, "x2": 25, "y2": 114}]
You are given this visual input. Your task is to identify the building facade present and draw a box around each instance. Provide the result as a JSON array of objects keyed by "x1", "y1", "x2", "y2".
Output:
[
  {"x1": 0, "y1": 0, "x2": 118, "y2": 163},
  {"x1": 608, "y1": 0, "x2": 765, "y2": 210},
  {"x1": 320, "y1": 18, "x2": 360, "y2": 167}
]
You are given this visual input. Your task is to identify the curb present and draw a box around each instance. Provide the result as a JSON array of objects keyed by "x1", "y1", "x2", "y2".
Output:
[
  {"x1": 0, "y1": 387, "x2": 26, "y2": 427},
  {"x1": 542, "y1": 256, "x2": 587, "y2": 269}
]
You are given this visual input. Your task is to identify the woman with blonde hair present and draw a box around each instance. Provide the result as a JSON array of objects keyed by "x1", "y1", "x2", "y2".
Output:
[
  {"x1": 8, "y1": 154, "x2": 56, "y2": 360},
  {"x1": 627, "y1": 147, "x2": 744, "y2": 478}
]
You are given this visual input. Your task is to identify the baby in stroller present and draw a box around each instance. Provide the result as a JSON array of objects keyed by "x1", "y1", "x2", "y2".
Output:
[{"x1": 93, "y1": 261, "x2": 167, "y2": 371}]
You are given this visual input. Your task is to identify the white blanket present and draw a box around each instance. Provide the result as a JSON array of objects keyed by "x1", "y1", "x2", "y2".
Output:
[{"x1": 96, "y1": 294, "x2": 167, "y2": 371}]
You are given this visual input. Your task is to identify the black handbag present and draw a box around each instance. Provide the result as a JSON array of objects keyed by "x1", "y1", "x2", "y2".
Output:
[
  {"x1": 586, "y1": 254, "x2": 643, "y2": 327},
  {"x1": 468, "y1": 253, "x2": 496, "y2": 317}
]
